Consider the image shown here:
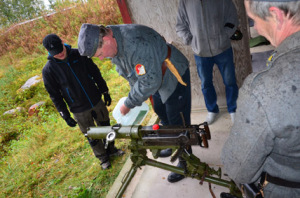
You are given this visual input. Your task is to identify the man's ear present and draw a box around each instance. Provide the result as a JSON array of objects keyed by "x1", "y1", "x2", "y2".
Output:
[
  {"x1": 102, "y1": 35, "x2": 109, "y2": 41},
  {"x1": 269, "y1": 6, "x2": 285, "y2": 30},
  {"x1": 102, "y1": 36, "x2": 109, "y2": 46},
  {"x1": 102, "y1": 34, "x2": 114, "y2": 45}
]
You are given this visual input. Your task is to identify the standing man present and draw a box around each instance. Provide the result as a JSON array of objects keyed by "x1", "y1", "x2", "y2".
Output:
[
  {"x1": 221, "y1": 0, "x2": 300, "y2": 197},
  {"x1": 42, "y1": 34, "x2": 124, "y2": 170},
  {"x1": 176, "y1": 0, "x2": 242, "y2": 124},
  {"x1": 78, "y1": 24, "x2": 192, "y2": 183}
]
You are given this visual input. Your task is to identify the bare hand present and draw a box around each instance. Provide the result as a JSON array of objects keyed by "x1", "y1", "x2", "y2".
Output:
[{"x1": 120, "y1": 104, "x2": 130, "y2": 115}]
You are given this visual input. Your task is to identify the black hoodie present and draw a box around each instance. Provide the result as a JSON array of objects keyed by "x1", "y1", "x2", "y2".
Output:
[{"x1": 42, "y1": 44, "x2": 109, "y2": 119}]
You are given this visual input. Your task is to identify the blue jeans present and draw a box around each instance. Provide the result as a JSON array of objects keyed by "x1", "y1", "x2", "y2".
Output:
[
  {"x1": 152, "y1": 68, "x2": 191, "y2": 126},
  {"x1": 195, "y1": 47, "x2": 238, "y2": 113}
]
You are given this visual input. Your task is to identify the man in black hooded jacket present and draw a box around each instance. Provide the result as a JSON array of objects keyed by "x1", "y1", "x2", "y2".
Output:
[{"x1": 42, "y1": 34, "x2": 124, "y2": 170}]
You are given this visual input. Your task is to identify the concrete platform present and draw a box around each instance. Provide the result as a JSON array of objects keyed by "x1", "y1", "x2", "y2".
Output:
[{"x1": 107, "y1": 109, "x2": 233, "y2": 198}]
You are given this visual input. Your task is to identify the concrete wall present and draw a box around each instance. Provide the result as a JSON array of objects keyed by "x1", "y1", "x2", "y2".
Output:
[{"x1": 125, "y1": 0, "x2": 251, "y2": 111}]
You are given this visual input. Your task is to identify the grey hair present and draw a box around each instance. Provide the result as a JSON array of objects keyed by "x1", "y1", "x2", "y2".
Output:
[
  {"x1": 98, "y1": 25, "x2": 109, "y2": 48},
  {"x1": 248, "y1": 1, "x2": 300, "y2": 25}
]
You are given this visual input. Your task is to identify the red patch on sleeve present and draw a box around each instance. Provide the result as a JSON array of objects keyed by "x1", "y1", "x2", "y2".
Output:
[{"x1": 135, "y1": 64, "x2": 146, "y2": 75}]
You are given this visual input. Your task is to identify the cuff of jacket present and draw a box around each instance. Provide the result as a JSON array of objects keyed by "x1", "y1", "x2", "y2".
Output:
[
  {"x1": 124, "y1": 98, "x2": 135, "y2": 109},
  {"x1": 59, "y1": 110, "x2": 71, "y2": 120}
]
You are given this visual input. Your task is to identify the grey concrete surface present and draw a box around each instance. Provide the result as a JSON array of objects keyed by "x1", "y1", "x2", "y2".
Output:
[{"x1": 107, "y1": 110, "x2": 234, "y2": 198}]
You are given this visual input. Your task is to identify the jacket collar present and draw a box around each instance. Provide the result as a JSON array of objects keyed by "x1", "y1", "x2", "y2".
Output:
[
  {"x1": 47, "y1": 43, "x2": 72, "y2": 62},
  {"x1": 276, "y1": 31, "x2": 300, "y2": 55},
  {"x1": 107, "y1": 25, "x2": 124, "y2": 58}
]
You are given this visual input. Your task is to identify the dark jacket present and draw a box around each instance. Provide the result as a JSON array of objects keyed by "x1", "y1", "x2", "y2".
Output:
[{"x1": 42, "y1": 44, "x2": 109, "y2": 119}]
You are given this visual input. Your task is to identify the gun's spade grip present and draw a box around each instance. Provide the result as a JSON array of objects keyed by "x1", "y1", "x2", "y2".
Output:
[
  {"x1": 201, "y1": 133, "x2": 209, "y2": 148},
  {"x1": 204, "y1": 123, "x2": 211, "y2": 140}
]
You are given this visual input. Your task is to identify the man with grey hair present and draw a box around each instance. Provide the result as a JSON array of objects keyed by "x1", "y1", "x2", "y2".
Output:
[
  {"x1": 221, "y1": 0, "x2": 300, "y2": 197},
  {"x1": 77, "y1": 23, "x2": 192, "y2": 183}
]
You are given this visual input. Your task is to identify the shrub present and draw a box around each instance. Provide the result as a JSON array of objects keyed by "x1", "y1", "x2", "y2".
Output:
[{"x1": 0, "y1": 0, "x2": 122, "y2": 58}]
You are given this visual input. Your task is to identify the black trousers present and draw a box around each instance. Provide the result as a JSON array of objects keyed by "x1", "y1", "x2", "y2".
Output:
[{"x1": 73, "y1": 100, "x2": 113, "y2": 163}]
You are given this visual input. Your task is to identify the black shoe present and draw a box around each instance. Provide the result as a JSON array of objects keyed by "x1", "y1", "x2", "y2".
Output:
[
  {"x1": 159, "y1": 148, "x2": 172, "y2": 157},
  {"x1": 167, "y1": 172, "x2": 185, "y2": 183},
  {"x1": 167, "y1": 160, "x2": 186, "y2": 183},
  {"x1": 109, "y1": 148, "x2": 125, "y2": 157},
  {"x1": 220, "y1": 193, "x2": 239, "y2": 198}
]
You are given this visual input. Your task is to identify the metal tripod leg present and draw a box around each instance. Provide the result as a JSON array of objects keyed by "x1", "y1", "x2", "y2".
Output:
[
  {"x1": 116, "y1": 164, "x2": 138, "y2": 198},
  {"x1": 115, "y1": 156, "x2": 240, "y2": 198}
]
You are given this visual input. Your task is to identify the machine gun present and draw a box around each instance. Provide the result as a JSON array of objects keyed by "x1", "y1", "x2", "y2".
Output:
[{"x1": 86, "y1": 122, "x2": 241, "y2": 198}]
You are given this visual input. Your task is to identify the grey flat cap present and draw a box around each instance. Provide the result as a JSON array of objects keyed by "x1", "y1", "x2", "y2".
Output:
[{"x1": 78, "y1": 23, "x2": 100, "y2": 57}]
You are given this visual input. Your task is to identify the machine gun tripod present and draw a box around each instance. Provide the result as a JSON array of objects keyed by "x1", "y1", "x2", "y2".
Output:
[{"x1": 86, "y1": 122, "x2": 241, "y2": 198}]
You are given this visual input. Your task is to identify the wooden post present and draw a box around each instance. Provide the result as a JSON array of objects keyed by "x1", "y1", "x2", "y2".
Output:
[
  {"x1": 116, "y1": 0, "x2": 132, "y2": 24},
  {"x1": 232, "y1": 0, "x2": 252, "y2": 87}
]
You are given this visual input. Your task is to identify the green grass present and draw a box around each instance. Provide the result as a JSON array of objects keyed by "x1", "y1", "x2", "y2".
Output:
[
  {"x1": 0, "y1": 8, "x2": 154, "y2": 198},
  {"x1": 0, "y1": 48, "x2": 154, "y2": 198},
  {"x1": 0, "y1": 1, "x2": 155, "y2": 196}
]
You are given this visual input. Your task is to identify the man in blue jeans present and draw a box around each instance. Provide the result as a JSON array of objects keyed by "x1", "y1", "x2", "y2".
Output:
[{"x1": 176, "y1": 0, "x2": 242, "y2": 124}]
